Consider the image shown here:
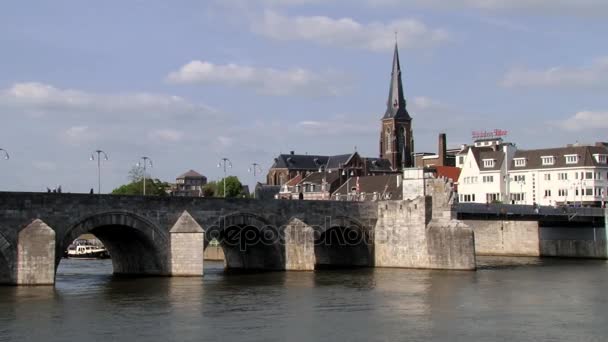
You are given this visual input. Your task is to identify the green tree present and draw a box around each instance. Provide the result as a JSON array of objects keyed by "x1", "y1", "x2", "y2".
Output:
[
  {"x1": 215, "y1": 176, "x2": 243, "y2": 198},
  {"x1": 111, "y1": 166, "x2": 170, "y2": 196}
]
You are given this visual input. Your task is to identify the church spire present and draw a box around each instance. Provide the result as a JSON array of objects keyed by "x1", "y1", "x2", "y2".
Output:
[{"x1": 383, "y1": 42, "x2": 411, "y2": 120}]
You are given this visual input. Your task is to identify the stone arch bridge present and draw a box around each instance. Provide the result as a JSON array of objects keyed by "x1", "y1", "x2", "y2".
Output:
[{"x1": 0, "y1": 187, "x2": 476, "y2": 285}]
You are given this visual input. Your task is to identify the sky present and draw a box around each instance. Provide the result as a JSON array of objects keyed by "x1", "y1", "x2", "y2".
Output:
[{"x1": 1, "y1": 0, "x2": 607, "y2": 193}]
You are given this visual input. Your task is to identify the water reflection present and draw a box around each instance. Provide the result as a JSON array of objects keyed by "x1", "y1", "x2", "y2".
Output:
[{"x1": 0, "y1": 257, "x2": 607, "y2": 341}]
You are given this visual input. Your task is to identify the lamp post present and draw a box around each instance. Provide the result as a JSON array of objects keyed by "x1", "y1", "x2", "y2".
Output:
[
  {"x1": 137, "y1": 157, "x2": 153, "y2": 196},
  {"x1": 90, "y1": 150, "x2": 108, "y2": 194},
  {"x1": 217, "y1": 158, "x2": 232, "y2": 198},
  {"x1": 319, "y1": 166, "x2": 332, "y2": 200},
  {"x1": 342, "y1": 169, "x2": 355, "y2": 201},
  {"x1": 248, "y1": 163, "x2": 263, "y2": 199}
]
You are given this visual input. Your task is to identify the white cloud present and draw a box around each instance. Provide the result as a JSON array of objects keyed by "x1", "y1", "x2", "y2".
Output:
[
  {"x1": 0, "y1": 82, "x2": 218, "y2": 120},
  {"x1": 296, "y1": 117, "x2": 377, "y2": 136},
  {"x1": 62, "y1": 126, "x2": 98, "y2": 144},
  {"x1": 377, "y1": 0, "x2": 608, "y2": 17},
  {"x1": 32, "y1": 161, "x2": 57, "y2": 172},
  {"x1": 148, "y1": 129, "x2": 184, "y2": 143},
  {"x1": 220, "y1": 0, "x2": 608, "y2": 17},
  {"x1": 556, "y1": 111, "x2": 608, "y2": 131},
  {"x1": 250, "y1": 10, "x2": 449, "y2": 51},
  {"x1": 167, "y1": 60, "x2": 347, "y2": 96},
  {"x1": 502, "y1": 57, "x2": 608, "y2": 88},
  {"x1": 411, "y1": 96, "x2": 444, "y2": 111}
]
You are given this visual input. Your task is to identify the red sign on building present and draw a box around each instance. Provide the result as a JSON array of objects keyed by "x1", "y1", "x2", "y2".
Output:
[{"x1": 472, "y1": 129, "x2": 508, "y2": 140}]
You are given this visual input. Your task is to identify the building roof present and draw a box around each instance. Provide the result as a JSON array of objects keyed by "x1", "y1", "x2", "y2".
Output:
[
  {"x1": 332, "y1": 174, "x2": 403, "y2": 200},
  {"x1": 511, "y1": 145, "x2": 608, "y2": 170},
  {"x1": 383, "y1": 43, "x2": 411, "y2": 121},
  {"x1": 270, "y1": 153, "x2": 329, "y2": 171},
  {"x1": 269, "y1": 151, "x2": 392, "y2": 174},
  {"x1": 299, "y1": 170, "x2": 340, "y2": 186},
  {"x1": 434, "y1": 166, "x2": 461, "y2": 182},
  {"x1": 476, "y1": 149, "x2": 505, "y2": 171},
  {"x1": 284, "y1": 174, "x2": 303, "y2": 187},
  {"x1": 326, "y1": 154, "x2": 355, "y2": 170},
  {"x1": 177, "y1": 169, "x2": 206, "y2": 179}
]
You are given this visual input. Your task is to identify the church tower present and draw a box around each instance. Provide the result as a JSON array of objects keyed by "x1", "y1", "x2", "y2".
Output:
[{"x1": 379, "y1": 42, "x2": 414, "y2": 171}]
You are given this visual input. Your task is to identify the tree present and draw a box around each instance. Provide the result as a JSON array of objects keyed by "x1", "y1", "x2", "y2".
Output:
[
  {"x1": 215, "y1": 176, "x2": 243, "y2": 198},
  {"x1": 202, "y1": 182, "x2": 217, "y2": 197},
  {"x1": 111, "y1": 166, "x2": 170, "y2": 196}
]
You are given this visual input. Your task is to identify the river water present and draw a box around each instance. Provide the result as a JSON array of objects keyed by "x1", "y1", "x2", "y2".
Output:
[{"x1": 0, "y1": 257, "x2": 607, "y2": 342}]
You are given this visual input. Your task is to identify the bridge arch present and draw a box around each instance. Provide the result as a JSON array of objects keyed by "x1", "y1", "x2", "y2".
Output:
[
  {"x1": 313, "y1": 215, "x2": 372, "y2": 269},
  {"x1": 207, "y1": 212, "x2": 284, "y2": 271},
  {"x1": 0, "y1": 231, "x2": 13, "y2": 284},
  {"x1": 61, "y1": 211, "x2": 170, "y2": 276}
]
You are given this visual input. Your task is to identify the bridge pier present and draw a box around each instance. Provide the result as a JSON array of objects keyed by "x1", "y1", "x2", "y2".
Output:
[
  {"x1": 170, "y1": 211, "x2": 205, "y2": 276},
  {"x1": 284, "y1": 218, "x2": 315, "y2": 271},
  {"x1": 16, "y1": 219, "x2": 55, "y2": 285}
]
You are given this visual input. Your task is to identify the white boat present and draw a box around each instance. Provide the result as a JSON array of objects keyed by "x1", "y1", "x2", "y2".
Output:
[{"x1": 66, "y1": 244, "x2": 110, "y2": 259}]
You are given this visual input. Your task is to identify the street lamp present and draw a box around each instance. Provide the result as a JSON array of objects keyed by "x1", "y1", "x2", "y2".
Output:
[
  {"x1": 248, "y1": 163, "x2": 263, "y2": 198},
  {"x1": 217, "y1": 158, "x2": 232, "y2": 198},
  {"x1": 90, "y1": 150, "x2": 108, "y2": 194},
  {"x1": 137, "y1": 156, "x2": 153, "y2": 196},
  {"x1": 342, "y1": 169, "x2": 355, "y2": 201}
]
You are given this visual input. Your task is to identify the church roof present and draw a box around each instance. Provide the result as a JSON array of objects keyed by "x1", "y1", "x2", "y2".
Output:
[
  {"x1": 270, "y1": 153, "x2": 329, "y2": 170},
  {"x1": 383, "y1": 43, "x2": 411, "y2": 121}
]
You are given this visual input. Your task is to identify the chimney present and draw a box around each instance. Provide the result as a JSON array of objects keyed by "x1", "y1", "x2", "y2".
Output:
[{"x1": 438, "y1": 133, "x2": 447, "y2": 166}]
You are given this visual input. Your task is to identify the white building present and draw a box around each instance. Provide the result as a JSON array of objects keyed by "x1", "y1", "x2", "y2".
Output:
[{"x1": 456, "y1": 139, "x2": 608, "y2": 206}]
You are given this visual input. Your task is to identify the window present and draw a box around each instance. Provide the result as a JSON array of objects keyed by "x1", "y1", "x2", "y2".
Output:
[
  {"x1": 513, "y1": 175, "x2": 526, "y2": 182},
  {"x1": 483, "y1": 175, "x2": 494, "y2": 183},
  {"x1": 544, "y1": 190, "x2": 551, "y2": 197},
  {"x1": 585, "y1": 172, "x2": 593, "y2": 180},
  {"x1": 565, "y1": 154, "x2": 578, "y2": 164},
  {"x1": 558, "y1": 173, "x2": 568, "y2": 180},
  {"x1": 461, "y1": 194, "x2": 475, "y2": 202},
  {"x1": 514, "y1": 158, "x2": 526, "y2": 167},
  {"x1": 510, "y1": 193, "x2": 525, "y2": 202},
  {"x1": 544, "y1": 173, "x2": 551, "y2": 181},
  {"x1": 541, "y1": 156, "x2": 555, "y2": 166},
  {"x1": 483, "y1": 159, "x2": 495, "y2": 168},
  {"x1": 594, "y1": 154, "x2": 607, "y2": 164},
  {"x1": 486, "y1": 193, "x2": 500, "y2": 202},
  {"x1": 558, "y1": 189, "x2": 568, "y2": 197},
  {"x1": 458, "y1": 156, "x2": 464, "y2": 165},
  {"x1": 585, "y1": 188, "x2": 593, "y2": 196}
]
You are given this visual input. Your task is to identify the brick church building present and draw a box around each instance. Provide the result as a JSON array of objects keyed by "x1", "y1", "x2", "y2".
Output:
[{"x1": 266, "y1": 42, "x2": 415, "y2": 186}]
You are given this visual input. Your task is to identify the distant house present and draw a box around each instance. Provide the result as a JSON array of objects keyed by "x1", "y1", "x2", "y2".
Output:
[
  {"x1": 171, "y1": 170, "x2": 207, "y2": 197},
  {"x1": 281, "y1": 171, "x2": 342, "y2": 200},
  {"x1": 332, "y1": 174, "x2": 403, "y2": 201},
  {"x1": 254, "y1": 183, "x2": 281, "y2": 200},
  {"x1": 266, "y1": 151, "x2": 394, "y2": 186}
]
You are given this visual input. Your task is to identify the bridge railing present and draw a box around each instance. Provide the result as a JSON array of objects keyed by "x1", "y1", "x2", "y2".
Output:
[{"x1": 455, "y1": 203, "x2": 606, "y2": 218}]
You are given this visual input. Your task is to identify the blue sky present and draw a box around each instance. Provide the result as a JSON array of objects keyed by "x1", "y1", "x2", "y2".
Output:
[{"x1": 1, "y1": 0, "x2": 607, "y2": 192}]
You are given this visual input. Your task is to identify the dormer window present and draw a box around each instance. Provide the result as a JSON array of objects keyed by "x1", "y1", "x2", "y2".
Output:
[
  {"x1": 541, "y1": 156, "x2": 555, "y2": 166},
  {"x1": 514, "y1": 158, "x2": 526, "y2": 167},
  {"x1": 565, "y1": 154, "x2": 579, "y2": 164},
  {"x1": 483, "y1": 159, "x2": 495, "y2": 168},
  {"x1": 593, "y1": 154, "x2": 607, "y2": 164}
]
